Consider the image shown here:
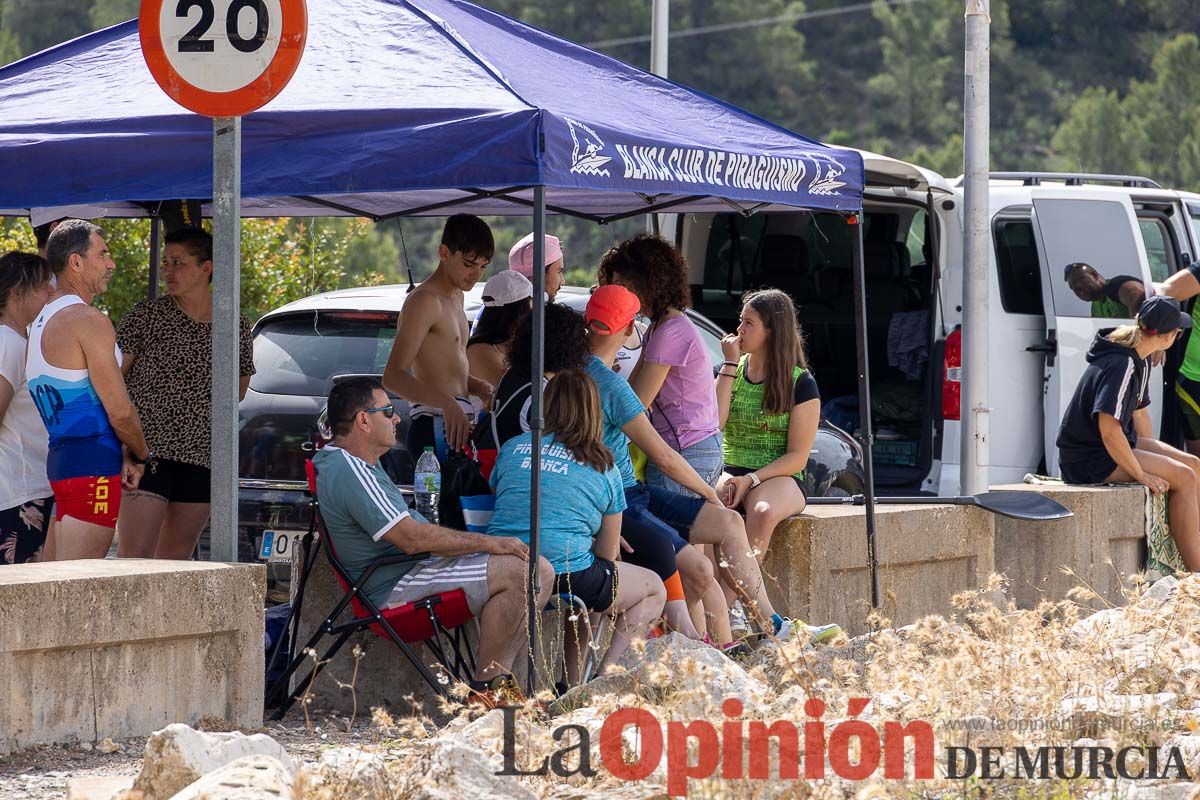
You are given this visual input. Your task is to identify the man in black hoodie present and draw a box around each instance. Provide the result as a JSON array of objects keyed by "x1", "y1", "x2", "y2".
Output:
[{"x1": 1057, "y1": 296, "x2": 1200, "y2": 570}]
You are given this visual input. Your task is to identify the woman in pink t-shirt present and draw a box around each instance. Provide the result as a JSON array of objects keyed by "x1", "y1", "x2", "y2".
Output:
[{"x1": 598, "y1": 235, "x2": 723, "y2": 495}]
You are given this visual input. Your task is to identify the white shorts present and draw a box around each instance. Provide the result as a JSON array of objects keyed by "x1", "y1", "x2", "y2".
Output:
[{"x1": 384, "y1": 552, "x2": 491, "y2": 615}]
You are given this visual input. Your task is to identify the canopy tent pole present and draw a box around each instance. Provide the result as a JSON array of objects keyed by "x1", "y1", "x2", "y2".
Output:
[
  {"x1": 527, "y1": 186, "x2": 546, "y2": 693},
  {"x1": 210, "y1": 117, "x2": 242, "y2": 562},
  {"x1": 848, "y1": 212, "x2": 880, "y2": 609},
  {"x1": 647, "y1": 0, "x2": 668, "y2": 236},
  {"x1": 148, "y1": 217, "x2": 161, "y2": 300}
]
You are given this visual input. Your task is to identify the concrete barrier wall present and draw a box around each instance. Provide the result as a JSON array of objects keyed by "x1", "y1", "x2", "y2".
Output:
[
  {"x1": 991, "y1": 483, "x2": 1146, "y2": 609},
  {"x1": 0, "y1": 560, "x2": 264, "y2": 756},
  {"x1": 762, "y1": 503, "x2": 995, "y2": 635}
]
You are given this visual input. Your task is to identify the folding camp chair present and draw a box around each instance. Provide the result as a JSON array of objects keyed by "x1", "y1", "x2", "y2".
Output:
[
  {"x1": 265, "y1": 461, "x2": 478, "y2": 719},
  {"x1": 458, "y1": 491, "x2": 611, "y2": 690}
]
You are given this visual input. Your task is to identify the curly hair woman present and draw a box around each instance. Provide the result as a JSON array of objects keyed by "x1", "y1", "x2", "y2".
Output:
[
  {"x1": 598, "y1": 234, "x2": 723, "y2": 495},
  {"x1": 489, "y1": 302, "x2": 591, "y2": 447}
]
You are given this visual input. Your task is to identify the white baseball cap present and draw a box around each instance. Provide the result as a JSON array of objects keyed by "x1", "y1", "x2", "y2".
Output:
[{"x1": 481, "y1": 270, "x2": 533, "y2": 307}]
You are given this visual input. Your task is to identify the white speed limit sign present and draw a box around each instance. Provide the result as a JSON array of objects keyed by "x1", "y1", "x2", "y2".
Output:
[{"x1": 139, "y1": 0, "x2": 307, "y2": 117}]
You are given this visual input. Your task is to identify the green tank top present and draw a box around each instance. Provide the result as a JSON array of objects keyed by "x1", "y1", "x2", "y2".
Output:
[
  {"x1": 1091, "y1": 296, "x2": 1131, "y2": 319},
  {"x1": 722, "y1": 356, "x2": 805, "y2": 480},
  {"x1": 1179, "y1": 302, "x2": 1200, "y2": 382}
]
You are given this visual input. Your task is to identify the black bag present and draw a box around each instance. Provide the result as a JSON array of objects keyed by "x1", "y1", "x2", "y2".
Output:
[{"x1": 438, "y1": 450, "x2": 492, "y2": 531}]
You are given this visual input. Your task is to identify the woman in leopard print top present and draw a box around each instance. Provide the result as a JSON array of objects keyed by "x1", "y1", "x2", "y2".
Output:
[{"x1": 115, "y1": 227, "x2": 254, "y2": 559}]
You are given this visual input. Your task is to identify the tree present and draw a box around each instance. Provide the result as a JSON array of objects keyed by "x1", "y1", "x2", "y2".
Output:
[{"x1": 1050, "y1": 87, "x2": 1142, "y2": 176}]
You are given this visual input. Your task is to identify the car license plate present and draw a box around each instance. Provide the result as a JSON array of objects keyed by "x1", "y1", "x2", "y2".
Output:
[{"x1": 259, "y1": 530, "x2": 297, "y2": 562}]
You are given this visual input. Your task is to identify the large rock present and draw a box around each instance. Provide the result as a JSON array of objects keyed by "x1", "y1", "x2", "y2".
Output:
[
  {"x1": 557, "y1": 633, "x2": 767, "y2": 717},
  {"x1": 167, "y1": 754, "x2": 291, "y2": 800},
  {"x1": 133, "y1": 724, "x2": 294, "y2": 800},
  {"x1": 415, "y1": 735, "x2": 537, "y2": 800}
]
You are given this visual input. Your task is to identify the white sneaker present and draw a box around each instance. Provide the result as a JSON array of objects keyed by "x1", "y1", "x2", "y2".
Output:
[
  {"x1": 729, "y1": 601, "x2": 749, "y2": 635},
  {"x1": 774, "y1": 619, "x2": 842, "y2": 645}
]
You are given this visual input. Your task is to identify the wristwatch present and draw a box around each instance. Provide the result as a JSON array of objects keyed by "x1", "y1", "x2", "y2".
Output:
[
  {"x1": 747, "y1": 472, "x2": 762, "y2": 488},
  {"x1": 130, "y1": 450, "x2": 154, "y2": 466}
]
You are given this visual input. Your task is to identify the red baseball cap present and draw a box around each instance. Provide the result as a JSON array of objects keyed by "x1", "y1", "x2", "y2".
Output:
[{"x1": 586, "y1": 285, "x2": 640, "y2": 334}]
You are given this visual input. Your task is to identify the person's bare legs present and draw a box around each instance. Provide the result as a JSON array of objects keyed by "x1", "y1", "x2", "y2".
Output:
[
  {"x1": 476, "y1": 554, "x2": 553, "y2": 683},
  {"x1": 53, "y1": 517, "x2": 116, "y2": 560},
  {"x1": 1137, "y1": 437, "x2": 1200, "y2": 546},
  {"x1": 41, "y1": 517, "x2": 57, "y2": 562},
  {"x1": 598, "y1": 562, "x2": 666, "y2": 673},
  {"x1": 688, "y1": 502, "x2": 787, "y2": 629},
  {"x1": 1110, "y1": 449, "x2": 1200, "y2": 571},
  {"x1": 743, "y1": 477, "x2": 807, "y2": 559},
  {"x1": 115, "y1": 491, "x2": 168, "y2": 558},
  {"x1": 154, "y1": 502, "x2": 211, "y2": 560},
  {"x1": 675, "y1": 545, "x2": 712, "y2": 640},
  {"x1": 562, "y1": 612, "x2": 599, "y2": 687}
]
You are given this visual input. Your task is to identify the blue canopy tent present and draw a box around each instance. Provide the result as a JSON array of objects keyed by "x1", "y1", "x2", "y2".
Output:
[{"x1": 0, "y1": 0, "x2": 879, "y2": 683}]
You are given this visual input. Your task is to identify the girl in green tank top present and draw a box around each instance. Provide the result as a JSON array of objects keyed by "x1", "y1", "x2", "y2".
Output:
[{"x1": 716, "y1": 289, "x2": 822, "y2": 557}]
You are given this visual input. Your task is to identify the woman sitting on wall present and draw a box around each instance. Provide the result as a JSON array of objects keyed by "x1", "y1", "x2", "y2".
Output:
[{"x1": 1057, "y1": 295, "x2": 1200, "y2": 571}]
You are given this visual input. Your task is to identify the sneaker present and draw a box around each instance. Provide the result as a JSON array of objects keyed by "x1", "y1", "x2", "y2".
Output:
[
  {"x1": 728, "y1": 602, "x2": 749, "y2": 636},
  {"x1": 466, "y1": 675, "x2": 528, "y2": 709},
  {"x1": 773, "y1": 619, "x2": 842, "y2": 645}
]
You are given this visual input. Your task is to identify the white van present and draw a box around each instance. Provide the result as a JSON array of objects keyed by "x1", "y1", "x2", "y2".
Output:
[{"x1": 667, "y1": 159, "x2": 1200, "y2": 495}]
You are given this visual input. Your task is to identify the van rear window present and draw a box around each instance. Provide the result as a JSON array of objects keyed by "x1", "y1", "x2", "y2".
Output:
[
  {"x1": 250, "y1": 312, "x2": 397, "y2": 397},
  {"x1": 994, "y1": 219, "x2": 1044, "y2": 315}
]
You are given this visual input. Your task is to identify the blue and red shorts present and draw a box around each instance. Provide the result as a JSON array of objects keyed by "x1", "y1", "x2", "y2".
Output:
[{"x1": 50, "y1": 474, "x2": 122, "y2": 528}]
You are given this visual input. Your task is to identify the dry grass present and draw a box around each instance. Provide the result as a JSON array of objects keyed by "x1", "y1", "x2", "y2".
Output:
[{"x1": 289, "y1": 574, "x2": 1200, "y2": 799}]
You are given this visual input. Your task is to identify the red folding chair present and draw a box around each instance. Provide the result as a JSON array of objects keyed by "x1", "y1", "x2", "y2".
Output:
[{"x1": 266, "y1": 461, "x2": 478, "y2": 718}]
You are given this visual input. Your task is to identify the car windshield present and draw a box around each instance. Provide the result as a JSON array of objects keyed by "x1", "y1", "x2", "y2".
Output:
[{"x1": 250, "y1": 311, "x2": 397, "y2": 397}]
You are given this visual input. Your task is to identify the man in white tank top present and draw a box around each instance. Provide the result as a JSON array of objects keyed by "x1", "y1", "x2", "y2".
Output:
[{"x1": 27, "y1": 220, "x2": 149, "y2": 560}]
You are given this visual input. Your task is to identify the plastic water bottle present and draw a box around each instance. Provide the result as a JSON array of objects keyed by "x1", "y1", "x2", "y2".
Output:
[{"x1": 414, "y1": 447, "x2": 441, "y2": 524}]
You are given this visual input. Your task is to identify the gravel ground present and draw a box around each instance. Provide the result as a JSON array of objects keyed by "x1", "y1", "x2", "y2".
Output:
[{"x1": 0, "y1": 712, "x2": 384, "y2": 800}]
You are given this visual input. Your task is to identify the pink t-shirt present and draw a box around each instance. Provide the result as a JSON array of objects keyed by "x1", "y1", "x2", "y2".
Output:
[{"x1": 642, "y1": 315, "x2": 720, "y2": 451}]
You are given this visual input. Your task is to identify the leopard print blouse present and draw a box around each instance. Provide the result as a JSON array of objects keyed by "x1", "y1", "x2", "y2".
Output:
[{"x1": 117, "y1": 296, "x2": 255, "y2": 468}]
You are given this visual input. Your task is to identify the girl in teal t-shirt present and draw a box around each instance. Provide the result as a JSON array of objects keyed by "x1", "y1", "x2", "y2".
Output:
[{"x1": 487, "y1": 369, "x2": 665, "y2": 684}]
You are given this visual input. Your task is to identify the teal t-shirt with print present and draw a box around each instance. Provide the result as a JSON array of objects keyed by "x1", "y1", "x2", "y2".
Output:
[
  {"x1": 487, "y1": 432, "x2": 626, "y2": 574},
  {"x1": 585, "y1": 355, "x2": 645, "y2": 488}
]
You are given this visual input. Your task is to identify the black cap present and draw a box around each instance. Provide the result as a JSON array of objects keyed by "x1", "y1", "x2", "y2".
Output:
[{"x1": 1137, "y1": 296, "x2": 1192, "y2": 335}]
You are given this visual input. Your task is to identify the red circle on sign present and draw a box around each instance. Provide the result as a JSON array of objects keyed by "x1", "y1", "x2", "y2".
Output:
[{"x1": 139, "y1": 0, "x2": 307, "y2": 117}]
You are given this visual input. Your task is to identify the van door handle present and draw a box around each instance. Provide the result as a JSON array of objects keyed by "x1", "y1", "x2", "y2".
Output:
[{"x1": 1027, "y1": 333, "x2": 1057, "y2": 367}]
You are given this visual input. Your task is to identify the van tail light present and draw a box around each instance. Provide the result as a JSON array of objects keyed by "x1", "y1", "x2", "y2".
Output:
[{"x1": 943, "y1": 327, "x2": 962, "y2": 421}]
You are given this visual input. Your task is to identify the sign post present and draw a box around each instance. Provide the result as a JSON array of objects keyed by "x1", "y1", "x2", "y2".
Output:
[{"x1": 140, "y1": 0, "x2": 307, "y2": 561}]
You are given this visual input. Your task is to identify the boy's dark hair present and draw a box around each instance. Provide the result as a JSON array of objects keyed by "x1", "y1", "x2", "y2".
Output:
[
  {"x1": 328, "y1": 376, "x2": 385, "y2": 437},
  {"x1": 46, "y1": 219, "x2": 101, "y2": 276},
  {"x1": 165, "y1": 226, "x2": 213, "y2": 264},
  {"x1": 0, "y1": 251, "x2": 52, "y2": 314},
  {"x1": 33, "y1": 221, "x2": 57, "y2": 249},
  {"x1": 506, "y1": 303, "x2": 590, "y2": 376},
  {"x1": 440, "y1": 214, "x2": 494, "y2": 261}
]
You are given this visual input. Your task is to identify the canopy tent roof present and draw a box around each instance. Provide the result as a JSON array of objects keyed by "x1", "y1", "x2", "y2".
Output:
[{"x1": 0, "y1": 0, "x2": 864, "y2": 220}]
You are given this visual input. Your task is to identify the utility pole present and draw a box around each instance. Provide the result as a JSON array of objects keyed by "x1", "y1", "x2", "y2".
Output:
[{"x1": 961, "y1": 0, "x2": 990, "y2": 496}]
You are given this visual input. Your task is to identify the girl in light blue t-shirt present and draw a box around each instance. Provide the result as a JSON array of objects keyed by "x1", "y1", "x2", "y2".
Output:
[{"x1": 488, "y1": 369, "x2": 665, "y2": 684}]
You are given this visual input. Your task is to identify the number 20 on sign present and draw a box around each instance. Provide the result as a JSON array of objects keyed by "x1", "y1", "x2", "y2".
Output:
[{"x1": 139, "y1": 0, "x2": 307, "y2": 117}]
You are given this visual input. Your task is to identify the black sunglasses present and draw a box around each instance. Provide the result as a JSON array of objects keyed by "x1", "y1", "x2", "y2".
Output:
[{"x1": 363, "y1": 403, "x2": 396, "y2": 419}]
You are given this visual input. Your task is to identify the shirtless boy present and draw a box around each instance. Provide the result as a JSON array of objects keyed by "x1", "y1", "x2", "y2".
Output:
[
  {"x1": 27, "y1": 220, "x2": 150, "y2": 559},
  {"x1": 384, "y1": 215, "x2": 495, "y2": 455}
]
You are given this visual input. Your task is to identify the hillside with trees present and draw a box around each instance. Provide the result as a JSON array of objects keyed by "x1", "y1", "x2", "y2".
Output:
[{"x1": 2, "y1": 0, "x2": 1198, "y2": 321}]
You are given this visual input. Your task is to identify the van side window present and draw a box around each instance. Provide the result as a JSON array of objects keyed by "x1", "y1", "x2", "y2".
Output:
[
  {"x1": 1190, "y1": 204, "x2": 1200, "y2": 249},
  {"x1": 993, "y1": 218, "x2": 1044, "y2": 315},
  {"x1": 1137, "y1": 217, "x2": 1176, "y2": 282}
]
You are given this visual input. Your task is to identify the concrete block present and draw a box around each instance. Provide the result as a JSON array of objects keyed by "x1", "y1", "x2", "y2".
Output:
[
  {"x1": 0, "y1": 560, "x2": 265, "y2": 756},
  {"x1": 991, "y1": 483, "x2": 1146, "y2": 609},
  {"x1": 761, "y1": 503, "x2": 995, "y2": 635}
]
